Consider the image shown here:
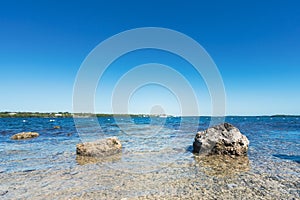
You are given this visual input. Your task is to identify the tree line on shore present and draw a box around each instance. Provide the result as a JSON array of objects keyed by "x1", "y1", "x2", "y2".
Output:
[{"x1": 0, "y1": 112, "x2": 150, "y2": 118}]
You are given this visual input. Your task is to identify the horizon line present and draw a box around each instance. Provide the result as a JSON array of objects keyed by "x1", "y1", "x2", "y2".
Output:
[{"x1": 0, "y1": 111, "x2": 299, "y2": 117}]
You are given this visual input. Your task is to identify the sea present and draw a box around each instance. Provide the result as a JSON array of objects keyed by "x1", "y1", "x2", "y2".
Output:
[{"x1": 0, "y1": 116, "x2": 299, "y2": 173}]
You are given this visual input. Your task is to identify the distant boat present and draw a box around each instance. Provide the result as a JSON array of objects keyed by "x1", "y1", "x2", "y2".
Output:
[{"x1": 159, "y1": 114, "x2": 167, "y2": 118}]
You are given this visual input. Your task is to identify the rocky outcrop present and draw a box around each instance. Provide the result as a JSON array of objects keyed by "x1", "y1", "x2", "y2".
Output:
[
  {"x1": 11, "y1": 132, "x2": 39, "y2": 140},
  {"x1": 193, "y1": 123, "x2": 249, "y2": 156},
  {"x1": 76, "y1": 137, "x2": 122, "y2": 157}
]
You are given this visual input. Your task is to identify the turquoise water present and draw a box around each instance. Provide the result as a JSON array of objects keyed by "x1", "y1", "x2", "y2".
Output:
[{"x1": 0, "y1": 116, "x2": 299, "y2": 173}]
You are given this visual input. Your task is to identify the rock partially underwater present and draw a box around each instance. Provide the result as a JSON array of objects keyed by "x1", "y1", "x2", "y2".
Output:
[
  {"x1": 193, "y1": 123, "x2": 249, "y2": 156},
  {"x1": 76, "y1": 137, "x2": 122, "y2": 157},
  {"x1": 11, "y1": 132, "x2": 39, "y2": 140}
]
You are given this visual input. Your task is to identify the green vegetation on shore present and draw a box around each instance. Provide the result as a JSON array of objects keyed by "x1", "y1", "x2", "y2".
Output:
[
  {"x1": 0, "y1": 112, "x2": 150, "y2": 118},
  {"x1": 0, "y1": 112, "x2": 73, "y2": 118}
]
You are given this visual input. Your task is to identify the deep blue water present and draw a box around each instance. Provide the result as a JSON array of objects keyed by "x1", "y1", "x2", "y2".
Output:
[{"x1": 0, "y1": 116, "x2": 299, "y2": 173}]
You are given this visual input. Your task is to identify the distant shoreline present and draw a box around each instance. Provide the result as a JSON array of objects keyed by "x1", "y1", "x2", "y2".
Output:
[{"x1": 0, "y1": 112, "x2": 299, "y2": 118}]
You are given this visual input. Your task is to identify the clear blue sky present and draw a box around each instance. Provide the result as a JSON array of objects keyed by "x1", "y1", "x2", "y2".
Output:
[{"x1": 0, "y1": 0, "x2": 299, "y2": 115}]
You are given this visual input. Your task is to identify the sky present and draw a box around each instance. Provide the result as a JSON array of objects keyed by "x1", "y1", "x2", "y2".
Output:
[{"x1": 0, "y1": 0, "x2": 299, "y2": 115}]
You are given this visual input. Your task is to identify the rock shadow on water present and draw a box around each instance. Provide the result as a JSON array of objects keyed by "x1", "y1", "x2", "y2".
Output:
[
  {"x1": 76, "y1": 153, "x2": 122, "y2": 165},
  {"x1": 186, "y1": 145, "x2": 194, "y2": 153},
  {"x1": 194, "y1": 155, "x2": 250, "y2": 177},
  {"x1": 273, "y1": 154, "x2": 300, "y2": 164}
]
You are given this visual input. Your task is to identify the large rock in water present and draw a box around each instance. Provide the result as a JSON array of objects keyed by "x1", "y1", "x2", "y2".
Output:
[
  {"x1": 193, "y1": 123, "x2": 249, "y2": 156},
  {"x1": 11, "y1": 132, "x2": 39, "y2": 140},
  {"x1": 76, "y1": 137, "x2": 122, "y2": 157}
]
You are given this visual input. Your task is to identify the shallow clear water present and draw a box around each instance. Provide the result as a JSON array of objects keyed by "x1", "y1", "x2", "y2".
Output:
[{"x1": 0, "y1": 116, "x2": 299, "y2": 173}]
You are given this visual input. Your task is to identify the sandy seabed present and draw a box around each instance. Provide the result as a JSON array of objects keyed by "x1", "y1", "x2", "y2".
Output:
[{"x1": 0, "y1": 154, "x2": 299, "y2": 200}]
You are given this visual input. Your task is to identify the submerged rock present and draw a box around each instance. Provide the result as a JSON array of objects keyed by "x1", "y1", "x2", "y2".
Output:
[
  {"x1": 76, "y1": 154, "x2": 122, "y2": 165},
  {"x1": 193, "y1": 123, "x2": 249, "y2": 156},
  {"x1": 11, "y1": 132, "x2": 39, "y2": 140},
  {"x1": 194, "y1": 155, "x2": 250, "y2": 177},
  {"x1": 76, "y1": 137, "x2": 122, "y2": 157}
]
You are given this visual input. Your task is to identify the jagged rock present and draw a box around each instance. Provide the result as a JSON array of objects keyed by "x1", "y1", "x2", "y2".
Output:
[
  {"x1": 76, "y1": 137, "x2": 122, "y2": 157},
  {"x1": 193, "y1": 123, "x2": 249, "y2": 156},
  {"x1": 11, "y1": 132, "x2": 39, "y2": 140}
]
